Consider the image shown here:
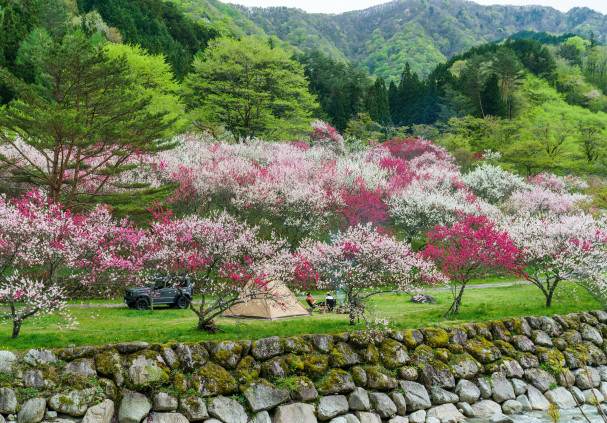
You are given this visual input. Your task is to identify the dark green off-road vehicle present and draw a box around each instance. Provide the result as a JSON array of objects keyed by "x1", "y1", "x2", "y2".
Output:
[{"x1": 124, "y1": 276, "x2": 192, "y2": 310}]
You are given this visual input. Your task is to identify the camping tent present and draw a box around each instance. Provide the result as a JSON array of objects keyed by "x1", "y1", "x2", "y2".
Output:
[{"x1": 221, "y1": 280, "x2": 311, "y2": 320}]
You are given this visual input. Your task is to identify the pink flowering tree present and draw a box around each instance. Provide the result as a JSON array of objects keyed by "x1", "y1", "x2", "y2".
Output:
[
  {"x1": 422, "y1": 214, "x2": 523, "y2": 317},
  {"x1": 506, "y1": 213, "x2": 607, "y2": 307},
  {"x1": 0, "y1": 191, "x2": 117, "y2": 338},
  {"x1": 310, "y1": 120, "x2": 346, "y2": 153},
  {"x1": 112, "y1": 208, "x2": 288, "y2": 332},
  {"x1": 294, "y1": 223, "x2": 446, "y2": 325}
]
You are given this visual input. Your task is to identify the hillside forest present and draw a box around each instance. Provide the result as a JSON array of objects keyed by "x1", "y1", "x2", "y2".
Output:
[{"x1": 3, "y1": 0, "x2": 607, "y2": 334}]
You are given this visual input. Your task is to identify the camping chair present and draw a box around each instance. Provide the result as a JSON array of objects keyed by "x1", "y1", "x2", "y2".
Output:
[
  {"x1": 306, "y1": 298, "x2": 317, "y2": 312},
  {"x1": 326, "y1": 298, "x2": 336, "y2": 312}
]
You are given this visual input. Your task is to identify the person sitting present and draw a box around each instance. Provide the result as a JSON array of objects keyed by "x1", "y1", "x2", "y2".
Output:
[
  {"x1": 306, "y1": 292, "x2": 317, "y2": 309},
  {"x1": 325, "y1": 292, "x2": 336, "y2": 312}
]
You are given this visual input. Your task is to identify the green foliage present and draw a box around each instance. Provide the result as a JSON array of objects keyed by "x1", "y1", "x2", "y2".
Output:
[
  {"x1": 76, "y1": 0, "x2": 219, "y2": 80},
  {"x1": 0, "y1": 29, "x2": 175, "y2": 208},
  {"x1": 184, "y1": 36, "x2": 317, "y2": 141}
]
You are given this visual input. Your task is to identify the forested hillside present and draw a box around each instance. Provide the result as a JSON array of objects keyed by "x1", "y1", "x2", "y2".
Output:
[{"x1": 235, "y1": 0, "x2": 607, "y2": 79}]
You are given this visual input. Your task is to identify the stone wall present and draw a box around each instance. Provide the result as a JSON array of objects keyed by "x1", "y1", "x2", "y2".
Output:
[{"x1": 2, "y1": 310, "x2": 607, "y2": 423}]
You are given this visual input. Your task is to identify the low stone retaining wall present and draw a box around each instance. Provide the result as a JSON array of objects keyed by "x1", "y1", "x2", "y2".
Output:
[{"x1": 2, "y1": 311, "x2": 607, "y2": 423}]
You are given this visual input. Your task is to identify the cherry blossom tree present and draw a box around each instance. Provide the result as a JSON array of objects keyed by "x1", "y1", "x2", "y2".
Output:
[
  {"x1": 462, "y1": 163, "x2": 527, "y2": 204},
  {"x1": 422, "y1": 214, "x2": 523, "y2": 317},
  {"x1": 0, "y1": 191, "x2": 117, "y2": 337},
  {"x1": 110, "y1": 208, "x2": 289, "y2": 332},
  {"x1": 506, "y1": 212, "x2": 607, "y2": 307},
  {"x1": 294, "y1": 223, "x2": 446, "y2": 325},
  {"x1": 310, "y1": 120, "x2": 345, "y2": 153}
]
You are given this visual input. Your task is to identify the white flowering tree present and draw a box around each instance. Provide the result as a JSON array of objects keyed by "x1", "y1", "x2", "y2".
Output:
[
  {"x1": 506, "y1": 212, "x2": 607, "y2": 307},
  {"x1": 293, "y1": 223, "x2": 446, "y2": 325}
]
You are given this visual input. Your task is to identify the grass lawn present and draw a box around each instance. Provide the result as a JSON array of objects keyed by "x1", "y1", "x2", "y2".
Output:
[{"x1": 0, "y1": 281, "x2": 600, "y2": 351}]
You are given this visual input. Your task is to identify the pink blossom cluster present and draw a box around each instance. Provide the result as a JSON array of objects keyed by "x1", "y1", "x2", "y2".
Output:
[
  {"x1": 293, "y1": 223, "x2": 447, "y2": 324},
  {"x1": 309, "y1": 120, "x2": 346, "y2": 153}
]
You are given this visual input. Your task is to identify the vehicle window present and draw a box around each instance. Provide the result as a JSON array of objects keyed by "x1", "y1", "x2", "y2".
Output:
[
  {"x1": 154, "y1": 280, "x2": 165, "y2": 289},
  {"x1": 179, "y1": 279, "x2": 189, "y2": 287}
]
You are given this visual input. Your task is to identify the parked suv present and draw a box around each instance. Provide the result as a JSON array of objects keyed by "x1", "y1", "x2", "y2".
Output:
[{"x1": 124, "y1": 276, "x2": 193, "y2": 310}]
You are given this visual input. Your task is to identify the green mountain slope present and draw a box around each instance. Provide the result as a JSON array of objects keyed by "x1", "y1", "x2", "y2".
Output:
[{"x1": 226, "y1": 0, "x2": 607, "y2": 80}]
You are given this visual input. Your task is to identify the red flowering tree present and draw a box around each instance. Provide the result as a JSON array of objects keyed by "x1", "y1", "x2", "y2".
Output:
[
  {"x1": 422, "y1": 214, "x2": 523, "y2": 317},
  {"x1": 0, "y1": 191, "x2": 118, "y2": 338}
]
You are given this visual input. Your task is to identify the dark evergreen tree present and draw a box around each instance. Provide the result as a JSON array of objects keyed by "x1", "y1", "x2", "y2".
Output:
[{"x1": 480, "y1": 73, "x2": 505, "y2": 117}]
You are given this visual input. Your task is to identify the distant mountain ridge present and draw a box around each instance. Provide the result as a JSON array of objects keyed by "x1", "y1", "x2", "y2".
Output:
[{"x1": 192, "y1": 0, "x2": 607, "y2": 80}]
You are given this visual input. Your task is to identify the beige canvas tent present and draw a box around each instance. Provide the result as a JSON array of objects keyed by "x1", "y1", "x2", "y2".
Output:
[{"x1": 221, "y1": 280, "x2": 311, "y2": 320}]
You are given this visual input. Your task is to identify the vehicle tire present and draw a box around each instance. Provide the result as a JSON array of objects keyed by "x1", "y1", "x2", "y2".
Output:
[
  {"x1": 135, "y1": 297, "x2": 149, "y2": 310},
  {"x1": 176, "y1": 296, "x2": 190, "y2": 309}
]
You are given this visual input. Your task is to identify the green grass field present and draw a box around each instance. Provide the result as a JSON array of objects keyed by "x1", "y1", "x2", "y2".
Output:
[{"x1": 0, "y1": 281, "x2": 600, "y2": 351}]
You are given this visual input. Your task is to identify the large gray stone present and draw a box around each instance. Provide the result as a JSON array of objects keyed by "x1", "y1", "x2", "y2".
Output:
[
  {"x1": 251, "y1": 336, "x2": 284, "y2": 360},
  {"x1": 581, "y1": 324, "x2": 604, "y2": 345},
  {"x1": 178, "y1": 395, "x2": 207, "y2": 421},
  {"x1": 498, "y1": 360, "x2": 524, "y2": 379},
  {"x1": 470, "y1": 400, "x2": 501, "y2": 418},
  {"x1": 211, "y1": 341, "x2": 242, "y2": 369},
  {"x1": 490, "y1": 413, "x2": 513, "y2": 423},
  {"x1": 574, "y1": 367, "x2": 601, "y2": 389},
  {"x1": 118, "y1": 391, "x2": 152, "y2": 423},
  {"x1": 407, "y1": 410, "x2": 426, "y2": 423},
  {"x1": 274, "y1": 403, "x2": 317, "y2": 423},
  {"x1": 516, "y1": 395, "x2": 532, "y2": 412},
  {"x1": 511, "y1": 379, "x2": 527, "y2": 396},
  {"x1": 419, "y1": 361, "x2": 455, "y2": 389},
  {"x1": 600, "y1": 381, "x2": 607, "y2": 399},
  {"x1": 600, "y1": 366, "x2": 607, "y2": 381},
  {"x1": 291, "y1": 376, "x2": 318, "y2": 402},
  {"x1": 545, "y1": 387, "x2": 577, "y2": 409},
  {"x1": 64, "y1": 359, "x2": 96, "y2": 376},
  {"x1": 343, "y1": 415, "x2": 361, "y2": 423},
  {"x1": 318, "y1": 396, "x2": 349, "y2": 421},
  {"x1": 154, "y1": 392, "x2": 178, "y2": 412},
  {"x1": 399, "y1": 381, "x2": 431, "y2": 411},
  {"x1": 82, "y1": 400, "x2": 114, "y2": 423},
  {"x1": 455, "y1": 379, "x2": 480, "y2": 404},
  {"x1": 244, "y1": 380, "x2": 289, "y2": 412},
  {"x1": 430, "y1": 387, "x2": 459, "y2": 404},
  {"x1": 174, "y1": 344, "x2": 208, "y2": 372},
  {"x1": 571, "y1": 386, "x2": 585, "y2": 405},
  {"x1": 354, "y1": 412, "x2": 380, "y2": 423},
  {"x1": 583, "y1": 388, "x2": 604, "y2": 404},
  {"x1": 457, "y1": 402, "x2": 475, "y2": 417},
  {"x1": 532, "y1": 331, "x2": 553, "y2": 347},
  {"x1": 128, "y1": 355, "x2": 168, "y2": 389},
  {"x1": 525, "y1": 369, "x2": 556, "y2": 393},
  {"x1": 526, "y1": 385, "x2": 550, "y2": 411},
  {"x1": 17, "y1": 398, "x2": 46, "y2": 423},
  {"x1": 148, "y1": 413, "x2": 188, "y2": 423},
  {"x1": 251, "y1": 411, "x2": 271, "y2": 423},
  {"x1": 161, "y1": 347, "x2": 178, "y2": 369},
  {"x1": 426, "y1": 404, "x2": 464, "y2": 422},
  {"x1": 0, "y1": 352, "x2": 16, "y2": 373},
  {"x1": 501, "y1": 400, "x2": 523, "y2": 415},
  {"x1": 0, "y1": 387, "x2": 17, "y2": 414},
  {"x1": 387, "y1": 418, "x2": 408, "y2": 423},
  {"x1": 348, "y1": 388, "x2": 370, "y2": 411},
  {"x1": 208, "y1": 396, "x2": 247, "y2": 423},
  {"x1": 23, "y1": 349, "x2": 57, "y2": 366},
  {"x1": 23, "y1": 371, "x2": 44, "y2": 389},
  {"x1": 369, "y1": 392, "x2": 397, "y2": 418},
  {"x1": 49, "y1": 388, "x2": 96, "y2": 417},
  {"x1": 478, "y1": 378, "x2": 492, "y2": 399},
  {"x1": 390, "y1": 392, "x2": 406, "y2": 415},
  {"x1": 491, "y1": 372, "x2": 516, "y2": 402},
  {"x1": 512, "y1": 335, "x2": 536, "y2": 353}
]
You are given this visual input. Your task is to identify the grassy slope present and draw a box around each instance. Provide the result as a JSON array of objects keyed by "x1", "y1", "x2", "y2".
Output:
[{"x1": 0, "y1": 281, "x2": 597, "y2": 351}]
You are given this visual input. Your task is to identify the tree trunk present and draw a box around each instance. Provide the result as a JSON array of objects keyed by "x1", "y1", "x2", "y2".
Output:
[
  {"x1": 444, "y1": 282, "x2": 468, "y2": 318},
  {"x1": 12, "y1": 319, "x2": 22, "y2": 339}
]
